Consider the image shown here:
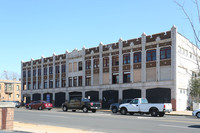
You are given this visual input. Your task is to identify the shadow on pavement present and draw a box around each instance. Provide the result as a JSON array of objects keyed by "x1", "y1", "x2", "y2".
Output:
[
  {"x1": 188, "y1": 125, "x2": 200, "y2": 129},
  {"x1": 0, "y1": 131, "x2": 33, "y2": 133}
]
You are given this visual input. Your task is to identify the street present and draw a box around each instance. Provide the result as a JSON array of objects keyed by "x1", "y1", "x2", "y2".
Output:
[{"x1": 14, "y1": 108, "x2": 200, "y2": 133}]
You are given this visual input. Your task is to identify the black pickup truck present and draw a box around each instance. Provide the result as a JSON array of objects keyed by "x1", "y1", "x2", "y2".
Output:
[{"x1": 61, "y1": 98, "x2": 101, "y2": 113}]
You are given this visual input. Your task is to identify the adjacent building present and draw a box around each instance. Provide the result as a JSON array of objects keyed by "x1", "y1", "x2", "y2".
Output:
[
  {"x1": 0, "y1": 79, "x2": 21, "y2": 102},
  {"x1": 21, "y1": 26, "x2": 199, "y2": 111}
]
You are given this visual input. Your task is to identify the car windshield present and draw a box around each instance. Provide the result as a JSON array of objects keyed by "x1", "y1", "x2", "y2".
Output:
[{"x1": 82, "y1": 98, "x2": 90, "y2": 102}]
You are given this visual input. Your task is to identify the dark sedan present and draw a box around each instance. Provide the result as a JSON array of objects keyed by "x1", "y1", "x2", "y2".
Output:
[{"x1": 110, "y1": 99, "x2": 132, "y2": 113}]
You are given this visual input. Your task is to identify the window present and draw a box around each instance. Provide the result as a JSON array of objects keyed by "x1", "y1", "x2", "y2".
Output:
[
  {"x1": 33, "y1": 82, "x2": 36, "y2": 89},
  {"x1": 44, "y1": 80, "x2": 47, "y2": 89},
  {"x1": 103, "y1": 57, "x2": 109, "y2": 67},
  {"x1": 56, "y1": 79, "x2": 59, "y2": 88},
  {"x1": 28, "y1": 70, "x2": 31, "y2": 77},
  {"x1": 86, "y1": 77, "x2": 91, "y2": 86},
  {"x1": 49, "y1": 66, "x2": 53, "y2": 74},
  {"x1": 62, "y1": 64, "x2": 66, "y2": 73},
  {"x1": 112, "y1": 56, "x2": 119, "y2": 66},
  {"x1": 38, "y1": 69, "x2": 41, "y2": 76},
  {"x1": 112, "y1": 73, "x2": 119, "y2": 84},
  {"x1": 160, "y1": 47, "x2": 171, "y2": 59},
  {"x1": 130, "y1": 99, "x2": 138, "y2": 104},
  {"x1": 62, "y1": 78, "x2": 66, "y2": 87},
  {"x1": 134, "y1": 52, "x2": 141, "y2": 63},
  {"x1": 73, "y1": 77, "x2": 77, "y2": 87},
  {"x1": 23, "y1": 71, "x2": 26, "y2": 78},
  {"x1": 78, "y1": 62, "x2": 82, "y2": 71},
  {"x1": 69, "y1": 77, "x2": 72, "y2": 87},
  {"x1": 94, "y1": 59, "x2": 99, "y2": 68},
  {"x1": 146, "y1": 49, "x2": 156, "y2": 61},
  {"x1": 123, "y1": 72, "x2": 130, "y2": 83},
  {"x1": 28, "y1": 82, "x2": 31, "y2": 90},
  {"x1": 78, "y1": 76, "x2": 82, "y2": 86},
  {"x1": 16, "y1": 94, "x2": 19, "y2": 98},
  {"x1": 55, "y1": 65, "x2": 59, "y2": 74},
  {"x1": 44, "y1": 68, "x2": 47, "y2": 75},
  {"x1": 123, "y1": 54, "x2": 130, "y2": 64},
  {"x1": 86, "y1": 60, "x2": 91, "y2": 70},
  {"x1": 16, "y1": 85, "x2": 19, "y2": 91},
  {"x1": 49, "y1": 80, "x2": 53, "y2": 88},
  {"x1": 38, "y1": 82, "x2": 41, "y2": 89},
  {"x1": 33, "y1": 69, "x2": 36, "y2": 76}
]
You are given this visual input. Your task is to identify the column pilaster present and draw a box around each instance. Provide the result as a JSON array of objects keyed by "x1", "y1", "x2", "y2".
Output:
[
  {"x1": 119, "y1": 38, "x2": 123, "y2": 84},
  {"x1": 99, "y1": 43, "x2": 103, "y2": 85},
  {"x1": 109, "y1": 52, "x2": 112, "y2": 85},
  {"x1": 91, "y1": 56, "x2": 94, "y2": 86},
  {"x1": 141, "y1": 33, "x2": 147, "y2": 82},
  {"x1": 53, "y1": 53, "x2": 56, "y2": 89},
  {"x1": 31, "y1": 59, "x2": 33, "y2": 90},
  {"x1": 59, "y1": 58, "x2": 62, "y2": 88},
  {"x1": 130, "y1": 48, "x2": 134, "y2": 83},
  {"x1": 66, "y1": 51, "x2": 69, "y2": 87},
  {"x1": 41, "y1": 56, "x2": 44, "y2": 89}
]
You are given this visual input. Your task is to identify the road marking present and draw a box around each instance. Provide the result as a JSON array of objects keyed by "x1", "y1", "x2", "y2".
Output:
[
  {"x1": 137, "y1": 117, "x2": 154, "y2": 119},
  {"x1": 40, "y1": 114, "x2": 69, "y2": 118},
  {"x1": 159, "y1": 119, "x2": 200, "y2": 124},
  {"x1": 159, "y1": 124, "x2": 200, "y2": 130}
]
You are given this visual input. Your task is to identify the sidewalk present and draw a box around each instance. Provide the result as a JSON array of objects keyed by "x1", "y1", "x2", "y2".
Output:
[
  {"x1": 166, "y1": 111, "x2": 192, "y2": 116},
  {"x1": 11, "y1": 121, "x2": 104, "y2": 133}
]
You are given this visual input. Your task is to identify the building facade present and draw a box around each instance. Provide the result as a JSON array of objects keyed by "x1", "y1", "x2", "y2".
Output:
[
  {"x1": 0, "y1": 79, "x2": 21, "y2": 102},
  {"x1": 21, "y1": 26, "x2": 199, "y2": 111}
]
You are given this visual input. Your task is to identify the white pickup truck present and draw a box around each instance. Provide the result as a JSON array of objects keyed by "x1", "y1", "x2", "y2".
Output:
[{"x1": 119, "y1": 98, "x2": 172, "y2": 117}]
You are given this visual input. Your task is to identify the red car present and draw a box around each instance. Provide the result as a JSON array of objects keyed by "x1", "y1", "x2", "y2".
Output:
[{"x1": 28, "y1": 101, "x2": 53, "y2": 110}]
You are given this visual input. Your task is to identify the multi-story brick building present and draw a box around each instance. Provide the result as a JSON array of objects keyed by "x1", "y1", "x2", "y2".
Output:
[
  {"x1": 21, "y1": 26, "x2": 199, "y2": 111},
  {"x1": 0, "y1": 79, "x2": 21, "y2": 102}
]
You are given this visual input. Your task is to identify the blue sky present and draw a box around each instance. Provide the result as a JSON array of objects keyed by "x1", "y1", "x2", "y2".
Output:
[{"x1": 0, "y1": 0, "x2": 198, "y2": 76}]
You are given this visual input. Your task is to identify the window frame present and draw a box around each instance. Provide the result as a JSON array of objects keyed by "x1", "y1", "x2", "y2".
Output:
[
  {"x1": 146, "y1": 49, "x2": 156, "y2": 61},
  {"x1": 134, "y1": 52, "x2": 141, "y2": 63},
  {"x1": 160, "y1": 47, "x2": 171, "y2": 59}
]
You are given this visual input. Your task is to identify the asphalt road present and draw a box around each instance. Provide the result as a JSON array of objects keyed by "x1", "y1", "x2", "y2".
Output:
[{"x1": 14, "y1": 108, "x2": 200, "y2": 133}]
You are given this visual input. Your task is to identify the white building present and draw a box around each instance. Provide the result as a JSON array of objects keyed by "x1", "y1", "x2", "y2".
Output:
[{"x1": 21, "y1": 26, "x2": 198, "y2": 111}]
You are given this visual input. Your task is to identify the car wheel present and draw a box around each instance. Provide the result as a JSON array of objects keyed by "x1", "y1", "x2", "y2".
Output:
[
  {"x1": 38, "y1": 106, "x2": 42, "y2": 110},
  {"x1": 48, "y1": 109, "x2": 51, "y2": 110},
  {"x1": 120, "y1": 108, "x2": 127, "y2": 115},
  {"x1": 150, "y1": 109, "x2": 158, "y2": 117},
  {"x1": 92, "y1": 109, "x2": 96, "y2": 113},
  {"x1": 72, "y1": 110, "x2": 76, "y2": 112},
  {"x1": 62, "y1": 106, "x2": 68, "y2": 112},
  {"x1": 159, "y1": 112, "x2": 165, "y2": 117},
  {"x1": 83, "y1": 107, "x2": 88, "y2": 113},
  {"x1": 129, "y1": 112, "x2": 134, "y2": 115},
  {"x1": 197, "y1": 112, "x2": 200, "y2": 118},
  {"x1": 112, "y1": 107, "x2": 118, "y2": 113}
]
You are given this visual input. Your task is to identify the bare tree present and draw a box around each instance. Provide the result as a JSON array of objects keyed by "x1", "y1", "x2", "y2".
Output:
[
  {"x1": 175, "y1": 0, "x2": 200, "y2": 45},
  {"x1": 175, "y1": 0, "x2": 200, "y2": 104},
  {"x1": 0, "y1": 70, "x2": 20, "y2": 81}
]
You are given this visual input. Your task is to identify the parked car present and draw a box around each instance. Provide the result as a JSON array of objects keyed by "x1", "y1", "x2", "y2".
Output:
[
  {"x1": 25, "y1": 102, "x2": 32, "y2": 109},
  {"x1": 28, "y1": 101, "x2": 53, "y2": 110},
  {"x1": 110, "y1": 99, "x2": 132, "y2": 113},
  {"x1": 62, "y1": 98, "x2": 101, "y2": 113},
  {"x1": 119, "y1": 98, "x2": 172, "y2": 117},
  {"x1": 192, "y1": 109, "x2": 200, "y2": 118},
  {"x1": 2, "y1": 101, "x2": 20, "y2": 108}
]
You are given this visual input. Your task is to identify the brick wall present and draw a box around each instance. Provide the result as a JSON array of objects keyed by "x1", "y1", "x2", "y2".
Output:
[{"x1": 0, "y1": 107, "x2": 14, "y2": 130}]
